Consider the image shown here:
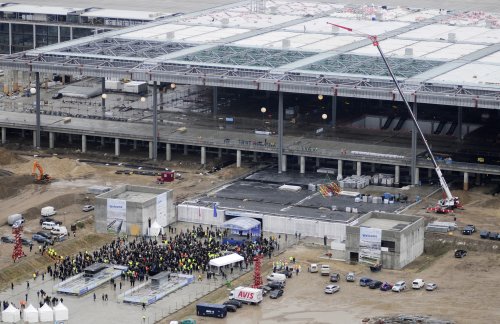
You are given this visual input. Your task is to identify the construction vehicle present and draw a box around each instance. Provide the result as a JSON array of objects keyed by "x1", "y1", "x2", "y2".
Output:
[
  {"x1": 328, "y1": 22, "x2": 461, "y2": 213},
  {"x1": 156, "y1": 171, "x2": 175, "y2": 184},
  {"x1": 32, "y1": 160, "x2": 51, "y2": 183}
]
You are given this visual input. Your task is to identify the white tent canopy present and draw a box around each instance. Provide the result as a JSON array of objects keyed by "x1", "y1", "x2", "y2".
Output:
[
  {"x1": 23, "y1": 304, "x2": 38, "y2": 323},
  {"x1": 38, "y1": 304, "x2": 53, "y2": 322},
  {"x1": 209, "y1": 253, "x2": 244, "y2": 268},
  {"x1": 149, "y1": 220, "x2": 162, "y2": 237},
  {"x1": 2, "y1": 304, "x2": 20, "y2": 323},
  {"x1": 54, "y1": 302, "x2": 69, "y2": 321},
  {"x1": 222, "y1": 217, "x2": 260, "y2": 231}
]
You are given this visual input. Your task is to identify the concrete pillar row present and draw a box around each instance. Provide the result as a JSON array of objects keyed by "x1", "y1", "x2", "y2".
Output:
[
  {"x1": 49, "y1": 132, "x2": 55, "y2": 149},
  {"x1": 81, "y1": 135, "x2": 87, "y2": 153},
  {"x1": 463, "y1": 172, "x2": 469, "y2": 191},
  {"x1": 115, "y1": 138, "x2": 120, "y2": 157},
  {"x1": 32, "y1": 131, "x2": 36, "y2": 148},
  {"x1": 300, "y1": 156, "x2": 305, "y2": 174},
  {"x1": 166, "y1": 143, "x2": 172, "y2": 161},
  {"x1": 148, "y1": 142, "x2": 153, "y2": 160},
  {"x1": 236, "y1": 150, "x2": 242, "y2": 168},
  {"x1": 281, "y1": 154, "x2": 287, "y2": 172},
  {"x1": 201, "y1": 146, "x2": 206, "y2": 165},
  {"x1": 356, "y1": 161, "x2": 362, "y2": 176},
  {"x1": 395, "y1": 165, "x2": 400, "y2": 185},
  {"x1": 337, "y1": 159, "x2": 343, "y2": 180},
  {"x1": 183, "y1": 145, "x2": 188, "y2": 156},
  {"x1": 1, "y1": 127, "x2": 6, "y2": 144}
]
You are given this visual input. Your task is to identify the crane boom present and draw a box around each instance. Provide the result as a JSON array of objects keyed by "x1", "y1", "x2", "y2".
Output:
[{"x1": 327, "y1": 22, "x2": 457, "y2": 208}]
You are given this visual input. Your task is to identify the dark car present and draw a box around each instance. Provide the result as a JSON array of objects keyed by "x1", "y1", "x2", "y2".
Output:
[
  {"x1": 466, "y1": 225, "x2": 476, "y2": 233},
  {"x1": 369, "y1": 280, "x2": 383, "y2": 289},
  {"x1": 479, "y1": 230, "x2": 490, "y2": 239},
  {"x1": 1, "y1": 236, "x2": 15, "y2": 243},
  {"x1": 359, "y1": 277, "x2": 373, "y2": 287},
  {"x1": 267, "y1": 281, "x2": 285, "y2": 289},
  {"x1": 454, "y1": 249, "x2": 467, "y2": 258},
  {"x1": 32, "y1": 234, "x2": 53, "y2": 245},
  {"x1": 330, "y1": 273, "x2": 340, "y2": 282},
  {"x1": 224, "y1": 304, "x2": 237, "y2": 312},
  {"x1": 278, "y1": 269, "x2": 293, "y2": 278},
  {"x1": 269, "y1": 289, "x2": 284, "y2": 299},
  {"x1": 21, "y1": 238, "x2": 33, "y2": 246},
  {"x1": 223, "y1": 300, "x2": 242, "y2": 308},
  {"x1": 39, "y1": 218, "x2": 62, "y2": 226},
  {"x1": 462, "y1": 226, "x2": 474, "y2": 235},
  {"x1": 52, "y1": 93, "x2": 63, "y2": 99},
  {"x1": 489, "y1": 232, "x2": 498, "y2": 240},
  {"x1": 380, "y1": 282, "x2": 393, "y2": 291},
  {"x1": 36, "y1": 231, "x2": 52, "y2": 239}
]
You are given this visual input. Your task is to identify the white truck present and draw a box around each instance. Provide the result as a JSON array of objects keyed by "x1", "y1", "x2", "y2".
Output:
[
  {"x1": 320, "y1": 264, "x2": 330, "y2": 276},
  {"x1": 266, "y1": 273, "x2": 286, "y2": 284},
  {"x1": 41, "y1": 206, "x2": 56, "y2": 217},
  {"x1": 229, "y1": 286, "x2": 263, "y2": 305}
]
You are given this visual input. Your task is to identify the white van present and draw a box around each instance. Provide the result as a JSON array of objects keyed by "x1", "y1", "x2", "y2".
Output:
[
  {"x1": 266, "y1": 273, "x2": 286, "y2": 283},
  {"x1": 412, "y1": 279, "x2": 425, "y2": 289},
  {"x1": 51, "y1": 226, "x2": 68, "y2": 236},
  {"x1": 41, "y1": 206, "x2": 56, "y2": 217},
  {"x1": 42, "y1": 221, "x2": 57, "y2": 230},
  {"x1": 320, "y1": 264, "x2": 330, "y2": 276},
  {"x1": 308, "y1": 263, "x2": 318, "y2": 273}
]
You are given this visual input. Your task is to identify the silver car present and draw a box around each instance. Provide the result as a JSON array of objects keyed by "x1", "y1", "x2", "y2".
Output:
[
  {"x1": 426, "y1": 283, "x2": 438, "y2": 291},
  {"x1": 324, "y1": 285, "x2": 340, "y2": 294}
]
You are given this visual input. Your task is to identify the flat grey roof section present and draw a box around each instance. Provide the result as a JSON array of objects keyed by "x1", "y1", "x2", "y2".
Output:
[
  {"x1": 113, "y1": 191, "x2": 158, "y2": 203},
  {"x1": 245, "y1": 169, "x2": 334, "y2": 186},
  {"x1": 1, "y1": 1, "x2": 499, "y2": 108},
  {"x1": 361, "y1": 218, "x2": 410, "y2": 231}
]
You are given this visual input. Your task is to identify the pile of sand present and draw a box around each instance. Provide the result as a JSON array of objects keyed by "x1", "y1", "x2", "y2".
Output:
[
  {"x1": 6, "y1": 157, "x2": 95, "y2": 180},
  {"x1": 0, "y1": 148, "x2": 24, "y2": 165}
]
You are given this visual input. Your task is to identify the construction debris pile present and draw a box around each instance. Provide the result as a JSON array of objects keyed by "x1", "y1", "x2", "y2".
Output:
[{"x1": 5, "y1": 157, "x2": 95, "y2": 180}]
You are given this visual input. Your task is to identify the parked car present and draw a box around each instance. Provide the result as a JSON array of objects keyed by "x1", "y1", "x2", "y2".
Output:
[
  {"x1": 267, "y1": 281, "x2": 285, "y2": 290},
  {"x1": 39, "y1": 218, "x2": 62, "y2": 226},
  {"x1": 82, "y1": 205, "x2": 94, "y2": 212},
  {"x1": 359, "y1": 277, "x2": 373, "y2": 287},
  {"x1": 277, "y1": 269, "x2": 293, "y2": 278},
  {"x1": 36, "y1": 232, "x2": 52, "y2": 240},
  {"x1": 412, "y1": 279, "x2": 425, "y2": 289},
  {"x1": 330, "y1": 273, "x2": 340, "y2": 282},
  {"x1": 32, "y1": 234, "x2": 53, "y2": 245},
  {"x1": 392, "y1": 281, "x2": 406, "y2": 292},
  {"x1": 308, "y1": 264, "x2": 318, "y2": 273},
  {"x1": 320, "y1": 264, "x2": 330, "y2": 276},
  {"x1": 490, "y1": 232, "x2": 499, "y2": 240},
  {"x1": 52, "y1": 93, "x2": 63, "y2": 99},
  {"x1": 21, "y1": 238, "x2": 32, "y2": 246},
  {"x1": 454, "y1": 249, "x2": 467, "y2": 258},
  {"x1": 223, "y1": 300, "x2": 242, "y2": 308},
  {"x1": 324, "y1": 285, "x2": 340, "y2": 294},
  {"x1": 261, "y1": 285, "x2": 273, "y2": 295},
  {"x1": 466, "y1": 224, "x2": 476, "y2": 233},
  {"x1": 346, "y1": 272, "x2": 355, "y2": 282},
  {"x1": 479, "y1": 230, "x2": 490, "y2": 239},
  {"x1": 224, "y1": 304, "x2": 237, "y2": 312},
  {"x1": 1, "y1": 236, "x2": 15, "y2": 243},
  {"x1": 380, "y1": 282, "x2": 393, "y2": 291},
  {"x1": 369, "y1": 280, "x2": 383, "y2": 289},
  {"x1": 426, "y1": 283, "x2": 438, "y2": 291},
  {"x1": 462, "y1": 226, "x2": 475, "y2": 235},
  {"x1": 12, "y1": 219, "x2": 25, "y2": 228},
  {"x1": 269, "y1": 289, "x2": 284, "y2": 299}
]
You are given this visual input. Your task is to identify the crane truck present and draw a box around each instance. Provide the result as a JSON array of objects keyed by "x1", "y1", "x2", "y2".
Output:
[
  {"x1": 327, "y1": 22, "x2": 461, "y2": 213},
  {"x1": 32, "y1": 160, "x2": 51, "y2": 184}
]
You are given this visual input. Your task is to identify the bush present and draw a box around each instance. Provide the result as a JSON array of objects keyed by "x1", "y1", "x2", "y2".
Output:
[{"x1": 76, "y1": 222, "x2": 85, "y2": 229}]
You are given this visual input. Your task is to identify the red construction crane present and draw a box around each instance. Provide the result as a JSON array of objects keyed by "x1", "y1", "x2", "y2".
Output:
[
  {"x1": 327, "y1": 22, "x2": 461, "y2": 213},
  {"x1": 252, "y1": 254, "x2": 263, "y2": 288}
]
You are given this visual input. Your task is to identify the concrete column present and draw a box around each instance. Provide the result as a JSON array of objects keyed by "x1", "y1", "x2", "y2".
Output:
[
  {"x1": 277, "y1": 92, "x2": 284, "y2": 173},
  {"x1": 212, "y1": 86, "x2": 218, "y2": 119},
  {"x1": 331, "y1": 94, "x2": 337, "y2": 127},
  {"x1": 300, "y1": 156, "x2": 305, "y2": 174},
  {"x1": 149, "y1": 142, "x2": 153, "y2": 159},
  {"x1": 428, "y1": 168, "x2": 432, "y2": 178},
  {"x1": 115, "y1": 138, "x2": 120, "y2": 156},
  {"x1": 415, "y1": 167, "x2": 420, "y2": 185},
  {"x1": 252, "y1": 151, "x2": 257, "y2": 162},
  {"x1": 1, "y1": 127, "x2": 6, "y2": 144},
  {"x1": 356, "y1": 161, "x2": 362, "y2": 176},
  {"x1": 457, "y1": 106, "x2": 463, "y2": 141},
  {"x1": 371, "y1": 163, "x2": 376, "y2": 172},
  {"x1": 411, "y1": 101, "x2": 418, "y2": 185},
  {"x1": 281, "y1": 155, "x2": 287, "y2": 172},
  {"x1": 183, "y1": 145, "x2": 188, "y2": 156},
  {"x1": 133, "y1": 140, "x2": 137, "y2": 150},
  {"x1": 201, "y1": 146, "x2": 206, "y2": 165},
  {"x1": 395, "y1": 165, "x2": 400, "y2": 185},
  {"x1": 475, "y1": 173, "x2": 481, "y2": 186},
  {"x1": 352, "y1": 161, "x2": 357, "y2": 171},
  {"x1": 21, "y1": 129, "x2": 25, "y2": 138},
  {"x1": 35, "y1": 72, "x2": 41, "y2": 148},
  {"x1": 463, "y1": 172, "x2": 469, "y2": 191},
  {"x1": 316, "y1": 157, "x2": 320, "y2": 168},
  {"x1": 3, "y1": 70, "x2": 10, "y2": 94},
  {"x1": 337, "y1": 159, "x2": 343, "y2": 179},
  {"x1": 49, "y1": 132, "x2": 55, "y2": 149},
  {"x1": 218, "y1": 148, "x2": 222, "y2": 158},
  {"x1": 101, "y1": 77, "x2": 106, "y2": 118},
  {"x1": 101, "y1": 137, "x2": 105, "y2": 146},
  {"x1": 166, "y1": 143, "x2": 172, "y2": 161},
  {"x1": 32, "y1": 131, "x2": 36, "y2": 148},
  {"x1": 68, "y1": 134, "x2": 72, "y2": 144},
  {"x1": 236, "y1": 150, "x2": 242, "y2": 168},
  {"x1": 81, "y1": 135, "x2": 87, "y2": 153},
  {"x1": 152, "y1": 81, "x2": 158, "y2": 161},
  {"x1": 12, "y1": 70, "x2": 18, "y2": 92}
]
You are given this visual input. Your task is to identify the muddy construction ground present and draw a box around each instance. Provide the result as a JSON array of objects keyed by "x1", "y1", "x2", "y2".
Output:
[{"x1": 0, "y1": 146, "x2": 499, "y2": 323}]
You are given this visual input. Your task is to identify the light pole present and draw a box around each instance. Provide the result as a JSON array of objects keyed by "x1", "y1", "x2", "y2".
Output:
[
  {"x1": 318, "y1": 94, "x2": 324, "y2": 101},
  {"x1": 140, "y1": 96, "x2": 146, "y2": 108},
  {"x1": 322, "y1": 113, "x2": 328, "y2": 121},
  {"x1": 101, "y1": 93, "x2": 107, "y2": 118},
  {"x1": 31, "y1": 72, "x2": 40, "y2": 148}
]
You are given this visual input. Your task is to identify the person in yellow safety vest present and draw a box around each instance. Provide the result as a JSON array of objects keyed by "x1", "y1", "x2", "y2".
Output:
[{"x1": 289, "y1": 256, "x2": 293, "y2": 263}]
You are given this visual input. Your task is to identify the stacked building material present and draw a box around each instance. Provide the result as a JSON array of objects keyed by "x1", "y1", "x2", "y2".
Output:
[
  {"x1": 371, "y1": 173, "x2": 395, "y2": 186},
  {"x1": 338, "y1": 175, "x2": 371, "y2": 189}
]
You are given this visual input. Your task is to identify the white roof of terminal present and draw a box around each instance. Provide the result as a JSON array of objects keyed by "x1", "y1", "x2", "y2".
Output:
[
  {"x1": 0, "y1": 4, "x2": 81, "y2": 15},
  {"x1": 81, "y1": 9, "x2": 169, "y2": 20}
]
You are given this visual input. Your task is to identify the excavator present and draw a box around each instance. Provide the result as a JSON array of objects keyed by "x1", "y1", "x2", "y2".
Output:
[{"x1": 32, "y1": 160, "x2": 51, "y2": 183}]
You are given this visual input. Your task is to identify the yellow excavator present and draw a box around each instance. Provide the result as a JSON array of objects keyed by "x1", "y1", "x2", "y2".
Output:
[{"x1": 32, "y1": 160, "x2": 51, "y2": 183}]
